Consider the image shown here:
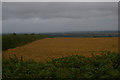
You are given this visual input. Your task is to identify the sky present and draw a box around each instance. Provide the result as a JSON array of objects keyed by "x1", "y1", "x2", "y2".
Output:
[
  {"x1": 2, "y1": 2, "x2": 118, "y2": 33},
  {"x1": 0, "y1": 2, "x2": 1, "y2": 34},
  {"x1": 2, "y1": 0, "x2": 119, "y2": 2}
]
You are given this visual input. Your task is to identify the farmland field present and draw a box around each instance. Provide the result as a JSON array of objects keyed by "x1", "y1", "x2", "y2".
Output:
[{"x1": 3, "y1": 37, "x2": 118, "y2": 62}]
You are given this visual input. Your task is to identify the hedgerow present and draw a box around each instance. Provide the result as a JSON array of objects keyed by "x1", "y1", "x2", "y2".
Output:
[{"x1": 2, "y1": 51, "x2": 120, "y2": 79}]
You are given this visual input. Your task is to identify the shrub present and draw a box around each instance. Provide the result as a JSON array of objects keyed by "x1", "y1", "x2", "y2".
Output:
[
  {"x1": 2, "y1": 52, "x2": 120, "y2": 79},
  {"x1": 12, "y1": 33, "x2": 16, "y2": 35}
]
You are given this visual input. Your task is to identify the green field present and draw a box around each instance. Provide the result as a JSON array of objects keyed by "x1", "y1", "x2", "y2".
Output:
[{"x1": 2, "y1": 34, "x2": 48, "y2": 51}]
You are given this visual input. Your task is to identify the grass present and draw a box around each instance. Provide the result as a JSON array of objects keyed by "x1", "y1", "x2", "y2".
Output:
[
  {"x1": 2, "y1": 34, "x2": 48, "y2": 51},
  {"x1": 2, "y1": 51, "x2": 120, "y2": 79}
]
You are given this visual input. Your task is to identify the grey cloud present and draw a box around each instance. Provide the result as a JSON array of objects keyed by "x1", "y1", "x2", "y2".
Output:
[
  {"x1": 2, "y1": 2, "x2": 118, "y2": 33},
  {"x1": 3, "y1": 2, "x2": 118, "y2": 20}
]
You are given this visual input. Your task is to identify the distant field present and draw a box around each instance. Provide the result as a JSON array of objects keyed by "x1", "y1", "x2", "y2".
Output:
[{"x1": 3, "y1": 37, "x2": 118, "y2": 62}]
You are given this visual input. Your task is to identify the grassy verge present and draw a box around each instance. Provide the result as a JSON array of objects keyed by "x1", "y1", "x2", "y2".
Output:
[
  {"x1": 2, "y1": 34, "x2": 48, "y2": 51},
  {"x1": 2, "y1": 51, "x2": 120, "y2": 79}
]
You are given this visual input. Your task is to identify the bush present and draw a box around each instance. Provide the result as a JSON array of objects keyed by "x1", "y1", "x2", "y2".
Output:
[
  {"x1": 31, "y1": 33, "x2": 35, "y2": 35},
  {"x1": 12, "y1": 33, "x2": 16, "y2": 35},
  {"x1": 2, "y1": 52, "x2": 120, "y2": 79}
]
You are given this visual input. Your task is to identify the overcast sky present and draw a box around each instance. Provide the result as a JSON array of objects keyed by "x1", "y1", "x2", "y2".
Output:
[
  {"x1": 2, "y1": 0, "x2": 119, "y2": 2},
  {"x1": 3, "y1": 2, "x2": 118, "y2": 33},
  {"x1": 0, "y1": 2, "x2": 1, "y2": 34}
]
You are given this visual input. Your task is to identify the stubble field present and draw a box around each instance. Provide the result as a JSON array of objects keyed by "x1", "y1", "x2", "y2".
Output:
[{"x1": 3, "y1": 37, "x2": 118, "y2": 62}]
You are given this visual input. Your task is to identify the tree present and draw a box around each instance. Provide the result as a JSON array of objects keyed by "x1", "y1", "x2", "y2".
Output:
[
  {"x1": 13, "y1": 32, "x2": 16, "y2": 35},
  {"x1": 108, "y1": 34, "x2": 112, "y2": 37},
  {"x1": 31, "y1": 33, "x2": 35, "y2": 35},
  {"x1": 24, "y1": 33, "x2": 28, "y2": 35}
]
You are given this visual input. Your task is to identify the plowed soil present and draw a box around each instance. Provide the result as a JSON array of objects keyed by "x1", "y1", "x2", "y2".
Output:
[{"x1": 3, "y1": 37, "x2": 118, "y2": 62}]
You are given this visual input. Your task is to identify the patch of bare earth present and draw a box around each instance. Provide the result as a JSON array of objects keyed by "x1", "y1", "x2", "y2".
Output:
[{"x1": 3, "y1": 37, "x2": 118, "y2": 62}]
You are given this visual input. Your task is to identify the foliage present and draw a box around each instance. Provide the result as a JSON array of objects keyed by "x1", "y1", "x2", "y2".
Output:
[
  {"x1": 12, "y1": 33, "x2": 16, "y2": 35},
  {"x1": 2, "y1": 34, "x2": 48, "y2": 51},
  {"x1": 2, "y1": 52, "x2": 120, "y2": 79}
]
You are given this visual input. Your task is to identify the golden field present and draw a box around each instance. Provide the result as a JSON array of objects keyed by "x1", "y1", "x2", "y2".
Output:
[{"x1": 3, "y1": 37, "x2": 118, "y2": 62}]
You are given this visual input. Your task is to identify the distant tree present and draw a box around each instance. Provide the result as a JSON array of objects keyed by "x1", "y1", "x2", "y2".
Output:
[
  {"x1": 13, "y1": 32, "x2": 16, "y2": 35},
  {"x1": 108, "y1": 34, "x2": 112, "y2": 37},
  {"x1": 31, "y1": 33, "x2": 35, "y2": 35},
  {"x1": 24, "y1": 33, "x2": 28, "y2": 35},
  {"x1": 93, "y1": 35, "x2": 97, "y2": 38}
]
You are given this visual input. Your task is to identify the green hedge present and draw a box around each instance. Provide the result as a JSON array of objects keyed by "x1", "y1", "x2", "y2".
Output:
[
  {"x1": 2, "y1": 51, "x2": 120, "y2": 79},
  {"x1": 2, "y1": 34, "x2": 48, "y2": 51}
]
